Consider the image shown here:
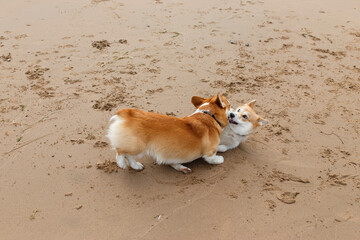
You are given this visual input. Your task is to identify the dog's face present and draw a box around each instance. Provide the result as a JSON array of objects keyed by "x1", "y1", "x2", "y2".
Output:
[
  {"x1": 228, "y1": 100, "x2": 268, "y2": 135},
  {"x1": 191, "y1": 93, "x2": 230, "y2": 127}
]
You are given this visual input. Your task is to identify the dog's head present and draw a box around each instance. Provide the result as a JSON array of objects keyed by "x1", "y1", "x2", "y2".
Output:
[
  {"x1": 191, "y1": 92, "x2": 230, "y2": 128},
  {"x1": 228, "y1": 100, "x2": 268, "y2": 135}
]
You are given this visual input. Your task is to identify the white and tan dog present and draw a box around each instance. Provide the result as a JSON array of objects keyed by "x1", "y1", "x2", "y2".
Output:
[
  {"x1": 217, "y1": 100, "x2": 267, "y2": 152},
  {"x1": 107, "y1": 93, "x2": 230, "y2": 173}
]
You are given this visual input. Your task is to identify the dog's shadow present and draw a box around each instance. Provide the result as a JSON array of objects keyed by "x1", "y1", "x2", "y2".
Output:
[
  {"x1": 106, "y1": 154, "x2": 232, "y2": 191},
  {"x1": 107, "y1": 141, "x2": 270, "y2": 191}
]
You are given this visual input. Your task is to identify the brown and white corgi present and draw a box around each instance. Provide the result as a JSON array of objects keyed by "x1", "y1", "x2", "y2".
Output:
[
  {"x1": 217, "y1": 100, "x2": 268, "y2": 152},
  {"x1": 107, "y1": 93, "x2": 230, "y2": 173}
]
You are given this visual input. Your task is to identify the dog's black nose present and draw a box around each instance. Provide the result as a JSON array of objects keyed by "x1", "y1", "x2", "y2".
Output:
[{"x1": 229, "y1": 113, "x2": 235, "y2": 118}]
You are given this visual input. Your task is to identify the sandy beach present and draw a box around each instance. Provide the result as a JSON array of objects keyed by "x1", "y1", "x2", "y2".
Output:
[{"x1": 1, "y1": 0, "x2": 360, "y2": 239}]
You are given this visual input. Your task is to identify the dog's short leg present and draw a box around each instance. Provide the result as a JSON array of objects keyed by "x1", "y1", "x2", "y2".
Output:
[
  {"x1": 126, "y1": 155, "x2": 144, "y2": 170},
  {"x1": 217, "y1": 145, "x2": 228, "y2": 153},
  {"x1": 204, "y1": 154, "x2": 224, "y2": 165},
  {"x1": 116, "y1": 153, "x2": 127, "y2": 169},
  {"x1": 171, "y1": 164, "x2": 192, "y2": 174}
]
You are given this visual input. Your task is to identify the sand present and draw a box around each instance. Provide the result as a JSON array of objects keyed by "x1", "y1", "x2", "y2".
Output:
[{"x1": 1, "y1": 0, "x2": 360, "y2": 239}]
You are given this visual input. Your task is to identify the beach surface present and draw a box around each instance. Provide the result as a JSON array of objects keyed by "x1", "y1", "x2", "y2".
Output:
[{"x1": 1, "y1": 0, "x2": 360, "y2": 239}]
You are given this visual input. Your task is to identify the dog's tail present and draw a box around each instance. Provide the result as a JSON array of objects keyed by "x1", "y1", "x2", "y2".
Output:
[{"x1": 107, "y1": 115, "x2": 124, "y2": 149}]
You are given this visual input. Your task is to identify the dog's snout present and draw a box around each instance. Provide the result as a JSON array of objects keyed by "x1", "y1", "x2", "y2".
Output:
[{"x1": 229, "y1": 113, "x2": 235, "y2": 118}]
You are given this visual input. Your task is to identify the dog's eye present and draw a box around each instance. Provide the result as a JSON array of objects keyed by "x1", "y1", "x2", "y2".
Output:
[
  {"x1": 237, "y1": 109, "x2": 241, "y2": 112},
  {"x1": 243, "y1": 114, "x2": 248, "y2": 119}
]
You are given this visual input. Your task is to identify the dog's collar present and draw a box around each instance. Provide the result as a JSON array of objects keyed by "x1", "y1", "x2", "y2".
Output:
[{"x1": 200, "y1": 110, "x2": 222, "y2": 127}]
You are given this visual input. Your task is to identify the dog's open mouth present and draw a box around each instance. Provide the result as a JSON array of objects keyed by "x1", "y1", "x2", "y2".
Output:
[{"x1": 229, "y1": 119, "x2": 238, "y2": 125}]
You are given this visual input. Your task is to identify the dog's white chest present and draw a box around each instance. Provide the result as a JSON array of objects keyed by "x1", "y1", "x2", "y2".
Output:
[{"x1": 219, "y1": 126, "x2": 248, "y2": 151}]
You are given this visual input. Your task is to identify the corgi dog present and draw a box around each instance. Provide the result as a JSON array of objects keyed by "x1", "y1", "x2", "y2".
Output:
[
  {"x1": 107, "y1": 93, "x2": 230, "y2": 173},
  {"x1": 217, "y1": 100, "x2": 268, "y2": 152}
]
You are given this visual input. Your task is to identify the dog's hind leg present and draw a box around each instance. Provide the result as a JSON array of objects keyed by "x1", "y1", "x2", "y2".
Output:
[
  {"x1": 170, "y1": 164, "x2": 191, "y2": 174},
  {"x1": 126, "y1": 155, "x2": 144, "y2": 170},
  {"x1": 116, "y1": 152, "x2": 127, "y2": 169}
]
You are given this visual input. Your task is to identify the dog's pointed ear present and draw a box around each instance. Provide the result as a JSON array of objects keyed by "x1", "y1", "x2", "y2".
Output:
[
  {"x1": 247, "y1": 100, "x2": 256, "y2": 109},
  {"x1": 191, "y1": 96, "x2": 205, "y2": 108},
  {"x1": 215, "y1": 92, "x2": 225, "y2": 108},
  {"x1": 257, "y1": 117, "x2": 268, "y2": 126}
]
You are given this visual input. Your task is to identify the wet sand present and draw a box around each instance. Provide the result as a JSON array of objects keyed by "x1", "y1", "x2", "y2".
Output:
[{"x1": 1, "y1": 0, "x2": 360, "y2": 239}]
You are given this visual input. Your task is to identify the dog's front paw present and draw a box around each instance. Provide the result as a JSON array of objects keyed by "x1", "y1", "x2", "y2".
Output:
[
  {"x1": 204, "y1": 155, "x2": 224, "y2": 165},
  {"x1": 217, "y1": 145, "x2": 228, "y2": 153},
  {"x1": 212, "y1": 155, "x2": 224, "y2": 164}
]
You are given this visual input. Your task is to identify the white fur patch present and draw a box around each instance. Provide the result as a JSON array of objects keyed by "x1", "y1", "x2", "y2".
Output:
[
  {"x1": 220, "y1": 126, "x2": 249, "y2": 151},
  {"x1": 189, "y1": 102, "x2": 209, "y2": 116},
  {"x1": 109, "y1": 115, "x2": 119, "y2": 123},
  {"x1": 116, "y1": 153, "x2": 127, "y2": 169},
  {"x1": 204, "y1": 154, "x2": 224, "y2": 164},
  {"x1": 107, "y1": 115, "x2": 125, "y2": 149},
  {"x1": 126, "y1": 155, "x2": 144, "y2": 170},
  {"x1": 230, "y1": 120, "x2": 253, "y2": 136}
]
